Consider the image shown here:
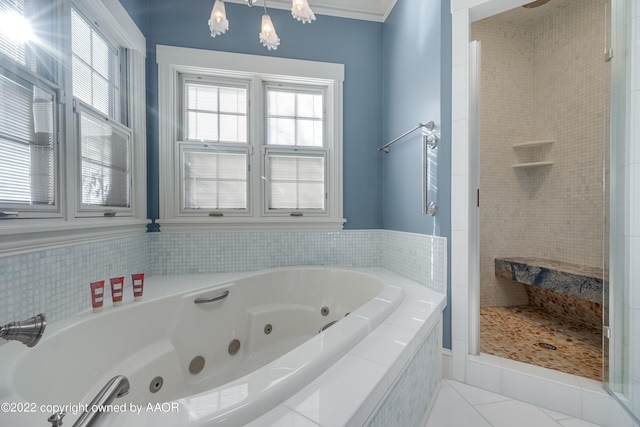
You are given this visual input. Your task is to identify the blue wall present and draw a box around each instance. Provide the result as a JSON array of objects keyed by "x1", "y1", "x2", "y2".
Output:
[
  {"x1": 121, "y1": 0, "x2": 384, "y2": 230},
  {"x1": 381, "y1": 0, "x2": 452, "y2": 347},
  {"x1": 120, "y1": 0, "x2": 453, "y2": 347}
]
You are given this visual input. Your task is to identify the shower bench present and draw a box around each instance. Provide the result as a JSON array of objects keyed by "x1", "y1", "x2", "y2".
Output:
[{"x1": 494, "y1": 257, "x2": 603, "y2": 303}]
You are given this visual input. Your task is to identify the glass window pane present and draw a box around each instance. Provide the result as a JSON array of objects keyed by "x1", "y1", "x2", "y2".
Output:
[
  {"x1": 71, "y1": 8, "x2": 91, "y2": 64},
  {"x1": 72, "y1": 57, "x2": 92, "y2": 106},
  {"x1": 266, "y1": 88, "x2": 324, "y2": 147},
  {"x1": 267, "y1": 154, "x2": 324, "y2": 210},
  {"x1": 296, "y1": 93, "x2": 322, "y2": 119},
  {"x1": 80, "y1": 110, "x2": 130, "y2": 207},
  {"x1": 297, "y1": 119, "x2": 323, "y2": 147},
  {"x1": 219, "y1": 87, "x2": 245, "y2": 114},
  {"x1": 71, "y1": 7, "x2": 119, "y2": 121},
  {"x1": 268, "y1": 90, "x2": 295, "y2": 116},
  {"x1": 185, "y1": 82, "x2": 247, "y2": 143},
  {"x1": 188, "y1": 84, "x2": 218, "y2": 112},
  {"x1": 268, "y1": 118, "x2": 295, "y2": 145},
  {"x1": 0, "y1": 73, "x2": 55, "y2": 207},
  {"x1": 91, "y1": 32, "x2": 110, "y2": 79},
  {"x1": 219, "y1": 114, "x2": 244, "y2": 142},
  {"x1": 92, "y1": 73, "x2": 110, "y2": 116},
  {"x1": 183, "y1": 150, "x2": 247, "y2": 210},
  {"x1": 188, "y1": 111, "x2": 218, "y2": 141}
]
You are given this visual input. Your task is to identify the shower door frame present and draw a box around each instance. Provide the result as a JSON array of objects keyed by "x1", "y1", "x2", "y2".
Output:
[{"x1": 450, "y1": 0, "x2": 633, "y2": 423}]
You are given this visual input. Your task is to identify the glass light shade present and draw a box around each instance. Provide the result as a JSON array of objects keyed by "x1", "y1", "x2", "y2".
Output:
[
  {"x1": 208, "y1": 0, "x2": 229, "y2": 37},
  {"x1": 291, "y1": 0, "x2": 315, "y2": 24},
  {"x1": 259, "y1": 14, "x2": 280, "y2": 50}
]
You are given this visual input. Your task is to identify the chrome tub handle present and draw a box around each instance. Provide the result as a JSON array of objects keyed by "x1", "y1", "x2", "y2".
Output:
[{"x1": 194, "y1": 290, "x2": 229, "y2": 304}]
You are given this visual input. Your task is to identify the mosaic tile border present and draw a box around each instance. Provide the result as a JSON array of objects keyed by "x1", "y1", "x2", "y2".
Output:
[{"x1": 0, "y1": 230, "x2": 446, "y2": 343}]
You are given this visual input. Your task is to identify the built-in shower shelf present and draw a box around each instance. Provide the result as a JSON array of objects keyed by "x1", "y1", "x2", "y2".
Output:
[
  {"x1": 495, "y1": 257, "x2": 603, "y2": 303},
  {"x1": 512, "y1": 139, "x2": 554, "y2": 148},
  {"x1": 512, "y1": 161, "x2": 554, "y2": 168}
]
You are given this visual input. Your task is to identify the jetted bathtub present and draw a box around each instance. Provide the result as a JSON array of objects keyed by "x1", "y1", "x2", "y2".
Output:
[{"x1": 0, "y1": 267, "x2": 404, "y2": 426}]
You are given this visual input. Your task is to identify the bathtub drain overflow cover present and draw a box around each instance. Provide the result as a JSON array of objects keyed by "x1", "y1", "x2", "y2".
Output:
[
  {"x1": 189, "y1": 356, "x2": 206, "y2": 375},
  {"x1": 321, "y1": 306, "x2": 330, "y2": 316},
  {"x1": 229, "y1": 339, "x2": 241, "y2": 355},
  {"x1": 149, "y1": 376, "x2": 164, "y2": 393},
  {"x1": 538, "y1": 342, "x2": 557, "y2": 350}
]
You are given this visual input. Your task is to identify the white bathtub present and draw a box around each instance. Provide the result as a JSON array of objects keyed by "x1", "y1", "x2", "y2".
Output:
[{"x1": 0, "y1": 267, "x2": 410, "y2": 426}]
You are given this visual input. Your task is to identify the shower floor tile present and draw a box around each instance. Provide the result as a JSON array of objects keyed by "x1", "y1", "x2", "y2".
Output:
[{"x1": 480, "y1": 306, "x2": 602, "y2": 381}]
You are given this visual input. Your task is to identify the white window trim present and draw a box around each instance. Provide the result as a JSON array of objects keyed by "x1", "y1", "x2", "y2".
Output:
[
  {"x1": 157, "y1": 45, "x2": 345, "y2": 232},
  {"x1": 0, "y1": 0, "x2": 148, "y2": 257}
]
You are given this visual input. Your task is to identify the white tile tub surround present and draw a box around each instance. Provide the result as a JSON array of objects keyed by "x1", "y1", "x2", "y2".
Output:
[
  {"x1": 148, "y1": 230, "x2": 447, "y2": 294},
  {"x1": 247, "y1": 274, "x2": 446, "y2": 427},
  {"x1": 0, "y1": 230, "x2": 445, "y2": 347},
  {"x1": 451, "y1": 0, "x2": 640, "y2": 425}
]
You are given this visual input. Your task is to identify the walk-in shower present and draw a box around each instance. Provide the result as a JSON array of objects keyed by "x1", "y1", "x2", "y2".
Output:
[{"x1": 473, "y1": 0, "x2": 610, "y2": 381}]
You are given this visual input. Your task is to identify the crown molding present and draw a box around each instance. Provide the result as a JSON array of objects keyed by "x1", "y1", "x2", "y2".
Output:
[{"x1": 223, "y1": 0, "x2": 395, "y2": 22}]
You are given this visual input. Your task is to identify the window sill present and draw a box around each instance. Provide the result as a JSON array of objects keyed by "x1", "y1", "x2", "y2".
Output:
[
  {"x1": 0, "y1": 218, "x2": 150, "y2": 257},
  {"x1": 156, "y1": 217, "x2": 346, "y2": 232}
]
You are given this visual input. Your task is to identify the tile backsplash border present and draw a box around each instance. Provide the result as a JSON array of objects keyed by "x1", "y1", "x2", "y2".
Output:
[{"x1": 0, "y1": 230, "x2": 446, "y2": 332}]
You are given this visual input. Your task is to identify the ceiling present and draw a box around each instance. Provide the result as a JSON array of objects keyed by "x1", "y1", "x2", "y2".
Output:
[
  {"x1": 478, "y1": 0, "x2": 577, "y2": 25},
  {"x1": 224, "y1": 0, "x2": 398, "y2": 22}
]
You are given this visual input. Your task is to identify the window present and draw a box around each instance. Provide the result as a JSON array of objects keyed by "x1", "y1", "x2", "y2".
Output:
[
  {"x1": 157, "y1": 46, "x2": 344, "y2": 231},
  {"x1": 180, "y1": 78, "x2": 249, "y2": 213},
  {"x1": 0, "y1": 0, "x2": 146, "y2": 253},
  {"x1": 0, "y1": 71, "x2": 56, "y2": 213},
  {"x1": 72, "y1": 6, "x2": 131, "y2": 214},
  {"x1": 264, "y1": 86, "x2": 326, "y2": 214}
]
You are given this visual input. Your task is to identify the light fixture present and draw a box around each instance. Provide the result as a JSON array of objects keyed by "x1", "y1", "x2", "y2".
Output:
[
  {"x1": 208, "y1": 0, "x2": 229, "y2": 37},
  {"x1": 208, "y1": 0, "x2": 315, "y2": 50},
  {"x1": 259, "y1": 13, "x2": 280, "y2": 50},
  {"x1": 291, "y1": 0, "x2": 315, "y2": 24}
]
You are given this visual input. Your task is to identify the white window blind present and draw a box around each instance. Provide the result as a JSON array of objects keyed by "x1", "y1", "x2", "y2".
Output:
[
  {"x1": 79, "y1": 108, "x2": 130, "y2": 208},
  {"x1": 182, "y1": 148, "x2": 247, "y2": 211},
  {"x1": 185, "y1": 81, "x2": 247, "y2": 143},
  {"x1": 266, "y1": 153, "x2": 324, "y2": 211},
  {"x1": 0, "y1": 72, "x2": 55, "y2": 207},
  {"x1": 71, "y1": 7, "x2": 119, "y2": 120}
]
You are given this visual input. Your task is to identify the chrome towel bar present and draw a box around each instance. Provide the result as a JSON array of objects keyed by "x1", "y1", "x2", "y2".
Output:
[{"x1": 378, "y1": 121, "x2": 435, "y2": 153}]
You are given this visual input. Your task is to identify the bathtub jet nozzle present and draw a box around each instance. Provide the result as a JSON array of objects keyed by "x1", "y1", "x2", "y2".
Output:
[{"x1": 0, "y1": 313, "x2": 46, "y2": 347}]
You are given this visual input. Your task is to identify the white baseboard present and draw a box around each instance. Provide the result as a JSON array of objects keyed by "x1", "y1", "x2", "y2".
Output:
[{"x1": 442, "y1": 348, "x2": 453, "y2": 379}]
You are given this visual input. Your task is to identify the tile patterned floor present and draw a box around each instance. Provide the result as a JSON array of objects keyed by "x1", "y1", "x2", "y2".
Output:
[
  {"x1": 480, "y1": 306, "x2": 602, "y2": 380},
  {"x1": 425, "y1": 379, "x2": 603, "y2": 427}
]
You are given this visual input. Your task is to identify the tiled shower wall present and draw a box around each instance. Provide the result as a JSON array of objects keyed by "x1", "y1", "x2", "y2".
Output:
[
  {"x1": 0, "y1": 230, "x2": 446, "y2": 335},
  {"x1": 473, "y1": 0, "x2": 609, "y2": 307}
]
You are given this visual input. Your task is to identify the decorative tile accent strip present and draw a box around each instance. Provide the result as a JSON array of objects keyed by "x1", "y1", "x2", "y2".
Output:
[
  {"x1": 148, "y1": 231, "x2": 382, "y2": 275},
  {"x1": 382, "y1": 231, "x2": 447, "y2": 293},
  {"x1": 0, "y1": 235, "x2": 149, "y2": 335},
  {"x1": 495, "y1": 257, "x2": 603, "y2": 303},
  {"x1": 367, "y1": 322, "x2": 442, "y2": 427},
  {"x1": 0, "y1": 229, "x2": 446, "y2": 344}
]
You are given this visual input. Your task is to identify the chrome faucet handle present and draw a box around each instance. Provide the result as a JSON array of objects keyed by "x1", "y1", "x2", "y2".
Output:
[
  {"x1": 48, "y1": 411, "x2": 66, "y2": 426},
  {"x1": 0, "y1": 313, "x2": 46, "y2": 347}
]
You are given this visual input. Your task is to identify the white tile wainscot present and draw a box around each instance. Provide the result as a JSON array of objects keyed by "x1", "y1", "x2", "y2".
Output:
[{"x1": 247, "y1": 270, "x2": 446, "y2": 427}]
